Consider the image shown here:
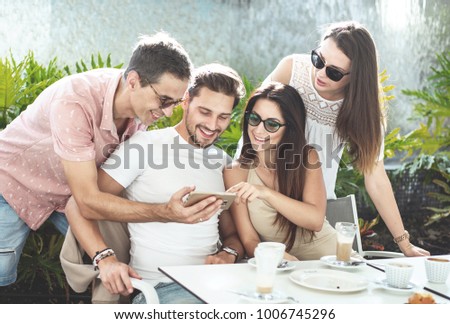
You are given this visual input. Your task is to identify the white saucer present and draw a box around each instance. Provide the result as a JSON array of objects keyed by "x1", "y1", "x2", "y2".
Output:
[
  {"x1": 320, "y1": 255, "x2": 366, "y2": 270},
  {"x1": 232, "y1": 290, "x2": 298, "y2": 304},
  {"x1": 375, "y1": 279, "x2": 418, "y2": 294},
  {"x1": 248, "y1": 258, "x2": 296, "y2": 271}
]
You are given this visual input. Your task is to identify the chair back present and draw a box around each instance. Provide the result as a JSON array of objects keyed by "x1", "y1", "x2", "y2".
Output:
[
  {"x1": 326, "y1": 194, "x2": 363, "y2": 255},
  {"x1": 130, "y1": 278, "x2": 160, "y2": 304}
]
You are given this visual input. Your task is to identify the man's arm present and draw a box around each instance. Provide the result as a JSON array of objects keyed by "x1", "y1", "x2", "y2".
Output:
[
  {"x1": 62, "y1": 160, "x2": 223, "y2": 224},
  {"x1": 62, "y1": 159, "x2": 224, "y2": 296}
]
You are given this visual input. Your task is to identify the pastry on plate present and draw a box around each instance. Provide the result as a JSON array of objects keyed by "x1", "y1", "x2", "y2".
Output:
[{"x1": 407, "y1": 292, "x2": 436, "y2": 304}]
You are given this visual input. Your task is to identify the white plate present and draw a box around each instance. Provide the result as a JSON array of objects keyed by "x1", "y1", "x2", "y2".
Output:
[
  {"x1": 289, "y1": 269, "x2": 369, "y2": 292},
  {"x1": 320, "y1": 255, "x2": 366, "y2": 270},
  {"x1": 248, "y1": 258, "x2": 296, "y2": 271},
  {"x1": 374, "y1": 279, "x2": 418, "y2": 294},
  {"x1": 232, "y1": 290, "x2": 298, "y2": 304}
]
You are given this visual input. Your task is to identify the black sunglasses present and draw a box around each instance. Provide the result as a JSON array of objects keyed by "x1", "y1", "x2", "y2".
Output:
[
  {"x1": 149, "y1": 84, "x2": 183, "y2": 109},
  {"x1": 246, "y1": 111, "x2": 286, "y2": 133},
  {"x1": 311, "y1": 49, "x2": 350, "y2": 82}
]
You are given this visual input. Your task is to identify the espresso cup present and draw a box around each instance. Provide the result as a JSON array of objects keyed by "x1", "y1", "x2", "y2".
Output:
[
  {"x1": 385, "y1": 262, "x2": 414, "y2": 288},
  {"x1": 425, "y1": 257, "x2": 450, "y2": 283}
]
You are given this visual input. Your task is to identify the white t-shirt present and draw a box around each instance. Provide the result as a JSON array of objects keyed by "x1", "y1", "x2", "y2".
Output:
[{"x1": 102, "y1": 127, "x2": 231, "y2": 286}]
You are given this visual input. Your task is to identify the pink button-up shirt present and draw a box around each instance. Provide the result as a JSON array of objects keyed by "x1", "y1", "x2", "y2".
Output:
[{"x1": 0, "y1": 68, "x2": 145, "y2": 230}]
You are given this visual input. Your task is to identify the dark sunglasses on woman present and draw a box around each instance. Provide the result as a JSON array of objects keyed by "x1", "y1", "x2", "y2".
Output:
[
  {"x1": 311, "y1": 49, "x2": 350, "y2": 82},
  {"x1": 246, "y1": 111, "x2": 286, "y2": 133}
]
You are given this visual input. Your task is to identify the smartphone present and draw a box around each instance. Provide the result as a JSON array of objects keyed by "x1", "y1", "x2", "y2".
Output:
[{"x1": 184, "y1": 191, "x2": 237, "y2": 210}]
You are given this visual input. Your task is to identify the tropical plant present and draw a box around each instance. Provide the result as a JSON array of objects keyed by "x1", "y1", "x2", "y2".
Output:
[
  {"x1": 63, "y1": 53, "x2": 123, "y2": 75},
  {"x1": 359, "y1": 215, "x2": 385, "y2": 251},
  {"x1": 17, "y1": 224, "x2": 66, "y2": 293},
  {"x1": 402, "y1": 51, "x2": 450, "y2": 155},
  {"x1": 0, "y1": 51, "x2": 65, "y2": 129},
  {"x1": 401, "y1": 51, "x2": 450, "y2": 225}
]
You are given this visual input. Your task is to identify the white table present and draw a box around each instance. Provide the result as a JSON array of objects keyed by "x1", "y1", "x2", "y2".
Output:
[{"x1": 158, "y1": 255, "x2": 450, "y2": 304}]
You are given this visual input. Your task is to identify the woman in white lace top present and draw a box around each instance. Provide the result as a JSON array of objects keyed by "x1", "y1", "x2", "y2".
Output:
[{"x1": 236, "y1": 21, "x2": 429, "y2": 257}]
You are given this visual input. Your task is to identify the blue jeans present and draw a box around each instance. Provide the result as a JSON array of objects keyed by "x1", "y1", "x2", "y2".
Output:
[
  {"x1": 0, "y1": 194, "x2": 68, "y2": 286},
  {"x1": 132, "y1": 282, "x2": 204, "y2": 304}
]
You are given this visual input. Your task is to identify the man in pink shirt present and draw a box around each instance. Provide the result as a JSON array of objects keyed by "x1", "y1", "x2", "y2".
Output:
[{"x1": 0, "y1": 32, "x2": 220, "y2": 287}]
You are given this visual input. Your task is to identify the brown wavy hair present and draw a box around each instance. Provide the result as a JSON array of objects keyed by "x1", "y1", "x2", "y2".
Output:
[
  {"x1": 323, "y1": 21, "x2": 385, "y2": 173},
  {"x1": 238, "y1": 82, "x2": 315, "y2": 251}
]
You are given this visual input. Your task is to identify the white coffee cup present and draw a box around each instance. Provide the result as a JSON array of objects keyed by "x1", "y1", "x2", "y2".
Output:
[
  {"x1": 385, "y1": 262, "x2": 414, "y2": 288},
  {"x1": 425, "y1": 257, "x2": 450, "y2": 283},
  {"x1": 257, "y1": 242, "x2": 286, "y2": 266}
]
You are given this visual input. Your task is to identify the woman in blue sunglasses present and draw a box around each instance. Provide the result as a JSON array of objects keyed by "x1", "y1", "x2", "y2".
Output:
[
  {"x1": 225, "y1": 82, "x2": 335, "y2": 260},
  {"x1": 235, "y1": 21, "x2": 428, "y2": 257}
]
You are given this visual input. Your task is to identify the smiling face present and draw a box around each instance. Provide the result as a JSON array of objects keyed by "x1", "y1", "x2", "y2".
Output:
[
  {"x1": 247, "y1": 98, "x2": 286, "y2": 153},
  {"x1": 179, "y1": 87, "x2": 234, "y2": 148},
  {"x1": 312, "y1": 38, "x2": 351, "y2": 101},
  {"x1": 130, "y1": 72, "x2": 188, "y2": 126}
]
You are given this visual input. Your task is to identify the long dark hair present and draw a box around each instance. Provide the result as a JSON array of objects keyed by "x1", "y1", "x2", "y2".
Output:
[
  {"x1": 323, "y1": 21, "x2": 384, "y2": 173},
  {"x1": 239, "y1": 82, "x2": 314, "y2": 251}
]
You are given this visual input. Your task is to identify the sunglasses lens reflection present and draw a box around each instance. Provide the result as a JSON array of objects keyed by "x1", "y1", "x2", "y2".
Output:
[
  {"x1": 326, "y1": 69, "x2": 344, "y2": 82},
  {"x1": 265, "y1": 120, "x2": 280, "y2": 132},
  {"x1": 248, "y1": 113, "x2": 282, "y2": 133},
  {"x1": 311, "y1": 51, "x2": 325, "y2": 69},
  {"x1": 311, "y1": 50, "x2": 347, "y2": 82},
  {"x1": 248, "y1": 113, "x2": 261, "y2": 126}
]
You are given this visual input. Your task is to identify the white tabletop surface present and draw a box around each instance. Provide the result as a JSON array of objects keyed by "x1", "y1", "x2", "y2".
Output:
[{"x1": 158, "y1": 255, "x2": 450, "y2": 304}]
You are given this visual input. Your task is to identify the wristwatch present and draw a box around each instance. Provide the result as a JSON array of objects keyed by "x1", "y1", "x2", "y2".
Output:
[{"x1": 222, "y1": 246, "x2": 239, "y2": 263}]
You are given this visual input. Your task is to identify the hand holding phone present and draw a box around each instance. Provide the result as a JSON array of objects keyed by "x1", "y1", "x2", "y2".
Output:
[{"x1": 184, "y1": 191, "x2": 236, "y2": 210}]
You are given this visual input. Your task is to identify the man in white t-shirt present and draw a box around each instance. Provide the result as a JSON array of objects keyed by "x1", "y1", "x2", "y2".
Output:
[{"x1": 63, "y1": 63, "x2": 246, "y2": 303}]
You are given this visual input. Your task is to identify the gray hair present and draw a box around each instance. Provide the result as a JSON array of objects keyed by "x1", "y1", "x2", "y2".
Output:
[{"x1": 124, "y1": 31, "x2": 193, "y2": 85}]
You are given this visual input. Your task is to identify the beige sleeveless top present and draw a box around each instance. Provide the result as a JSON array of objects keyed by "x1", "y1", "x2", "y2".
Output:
[{"x1": 247, "y1": 168, "x2": 337, "y2": 260}]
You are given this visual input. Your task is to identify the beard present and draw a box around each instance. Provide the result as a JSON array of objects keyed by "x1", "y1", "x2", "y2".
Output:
[{"x1": 186, "y1": 123, "x2": 220, "y2": 148}]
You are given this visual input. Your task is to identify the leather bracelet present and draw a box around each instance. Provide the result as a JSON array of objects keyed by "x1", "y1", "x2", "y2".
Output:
[
  {"x1": 393, "y1": 230, "x2": 410, "y2": 244},
  {"x1": 93, "y1": 248, "x2": 115, "y2": 270}
]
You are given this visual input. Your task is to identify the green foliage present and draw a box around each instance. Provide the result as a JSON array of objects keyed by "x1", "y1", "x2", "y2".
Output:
[
  {"x1": 402, "y1": 51, "x2": 450, "y2": 152},
  {"x1": 395, "y1": 154, "x2": 450, "y2": 226},
  {"x1": 17, "y1": 224, "x2": 66, "y2": 292},
  {"x1": 63, "y1": 53, "x2": 123, "y2": 74},
  {"x1": 359, "y1": 215, "x2": 385, "y2": 251},
  {"x1": 0, "y1": 51, "x2": 65, "y2": 128},
  {"x1": 400, "y1": 51, "x2": 450, "y2": 225},
  {"x1": 425, "y1": 171, "x2": 450, "y2": 225}
]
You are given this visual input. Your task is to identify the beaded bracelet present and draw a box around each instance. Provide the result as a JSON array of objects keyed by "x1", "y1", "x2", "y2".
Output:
[
  {"x1": 393, "y1": 230, "x2": 410, "y2": 244},
  {"x1": 93, "y1": 248, "x2": 115, "y2": 270}
]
